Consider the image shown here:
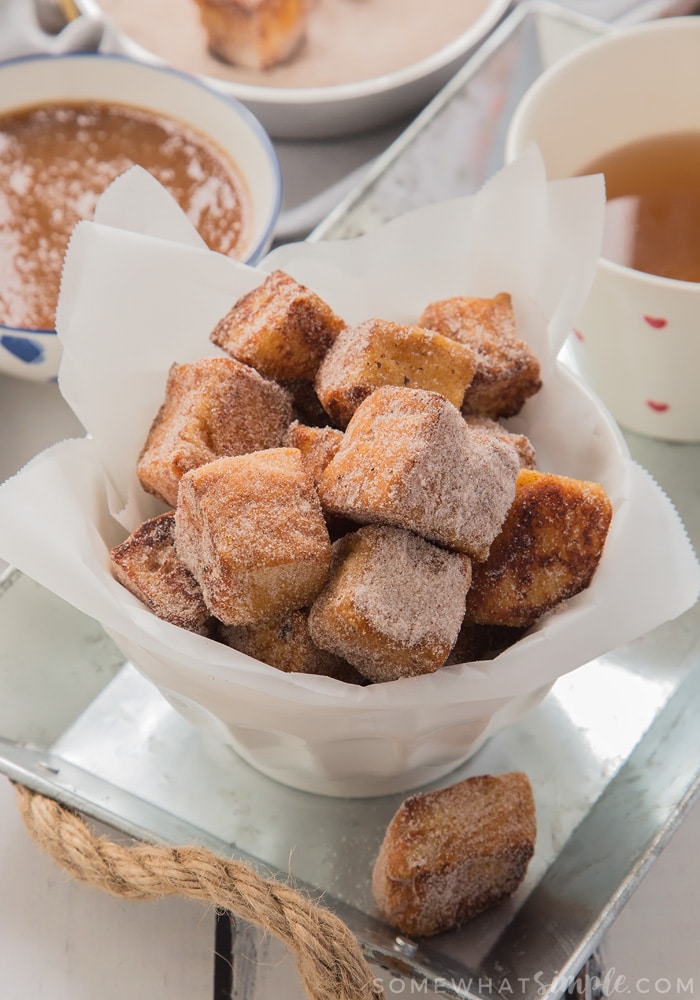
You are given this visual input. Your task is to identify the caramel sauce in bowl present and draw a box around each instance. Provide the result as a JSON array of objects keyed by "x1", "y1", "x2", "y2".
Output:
[{"x1": 0, "y1": 53, "x2": 281, "y2": 381}]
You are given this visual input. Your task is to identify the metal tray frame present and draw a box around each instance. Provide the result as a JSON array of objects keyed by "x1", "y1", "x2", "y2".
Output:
[{"x1": 1, "y1": 5, "x2": 699, "y2": 998}]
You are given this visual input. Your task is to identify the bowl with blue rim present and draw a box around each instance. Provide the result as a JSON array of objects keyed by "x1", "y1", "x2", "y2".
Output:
[{"x1": 0, "y1": 51, "x2": 282, "y2": 382}]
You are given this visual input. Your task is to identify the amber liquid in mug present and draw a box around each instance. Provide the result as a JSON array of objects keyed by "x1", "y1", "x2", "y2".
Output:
[{"x1": 579, "y1": 131, "x2": 700, "y2": 283}]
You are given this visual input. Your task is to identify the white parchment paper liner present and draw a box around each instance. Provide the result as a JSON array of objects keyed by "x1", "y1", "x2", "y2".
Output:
[{"x1": 1, "y1": 148, "x2": 698, "y2": 725}]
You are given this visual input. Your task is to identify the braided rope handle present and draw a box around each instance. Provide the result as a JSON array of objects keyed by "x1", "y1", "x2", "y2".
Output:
[{"x1": 14, "y1": 784, "x2": 384, "y2": 1000}]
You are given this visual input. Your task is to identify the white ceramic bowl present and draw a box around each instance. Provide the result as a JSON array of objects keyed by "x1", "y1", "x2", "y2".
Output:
[
  {"x1": 78, "y1": 0, "x2": 512, "y2": 139},
  {"x1": 1, "y1": 155, "x2": 695, "y2": 800},
  {"x1": 0, "y1": 52, "x2": 281, "y2": 382}
]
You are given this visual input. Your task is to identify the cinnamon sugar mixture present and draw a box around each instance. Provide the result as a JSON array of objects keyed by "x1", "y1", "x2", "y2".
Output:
[{"x1": 0, "y1": 102, "x2": 249, "y2": 330}]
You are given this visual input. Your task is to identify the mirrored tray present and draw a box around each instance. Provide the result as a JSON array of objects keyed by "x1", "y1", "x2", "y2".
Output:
[{"x1": 1, "y1": 4, "x2": 699, "y2": 997}]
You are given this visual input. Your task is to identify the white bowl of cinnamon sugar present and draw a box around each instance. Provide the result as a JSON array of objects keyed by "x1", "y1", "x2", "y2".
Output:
[
  {"x1": 0, "y1": 52, "x2": 281, "y2": 382},
  {"x1": 0, "y1": 151, "x2": 697, "y2": 798}
]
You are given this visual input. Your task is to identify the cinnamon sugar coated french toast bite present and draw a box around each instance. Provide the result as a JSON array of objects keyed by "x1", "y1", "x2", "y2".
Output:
[
  {"x1": 314, "y1": 318, "x2": 478, "y2": 428},
  {"x1": 137, "y1": 357, "x2": 292, "y2": 506},
  {"x1": 192, "y1": 0, "x2": 311, "y2": 70},
  {"x1": 308, "y1": 525, "x2": 472, "y2": 682},
  {"x1": 210, "y1": 269, "x2": 346, "y2": 382},
  {"x1": 109, "y1": 270, "x2": 614, "y2": 680},
  {"x1": 419, "y1": 293, "x2": 542, "y2": 419},
  {"x1": 110, "y1": 511, "x2": 213, "y2": 636},
  {"x1": 318, "y1": 386, "x2": 521, "y2": 561},
  {"x1": 174, "y1": 448, "x2": 331, "y2": 625},
  {"x1": 464, "y1": 469, "x2": 614, "y2": 628},
  {"x1": 372, "y1": 772, "x2": 536, "y2": 937}
]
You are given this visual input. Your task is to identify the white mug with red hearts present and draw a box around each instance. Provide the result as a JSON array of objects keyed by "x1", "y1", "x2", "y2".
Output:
[{"x1": 505, "y1": 16, "x2": 700, "y2": 442}]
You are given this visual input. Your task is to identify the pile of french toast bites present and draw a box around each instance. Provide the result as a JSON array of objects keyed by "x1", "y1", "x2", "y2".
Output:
[{"x1": 111, "y1": 268, "x2": 613, "y2": 686}]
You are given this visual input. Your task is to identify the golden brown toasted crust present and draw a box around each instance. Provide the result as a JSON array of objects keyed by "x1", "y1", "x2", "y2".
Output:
[
  {"x1": 192, "y1": 0, "x2": 310, "y2": 70},
  {"x1": 218, "y1": 609, "x2": 365, "y2": 683},
  {"x1": 372, "y1": 772, "x2": 536, "y2": 937},
  {"x1": 210, "y1": 270, "x2": 346, "y2": 382},
  {"x1": 318, "y1": 386, "x2": 520, "y2": 560},
  {"x1": 110, "y1": 512, "x2": 213, "y2": 635},
  {"x1": 174, "y1": 448, "x2": 331, "y2": 625},
  {"x1": 419, "y1": 293, "x2": 541, "y2": 419},
  {"x1": 464, "y1": 468, "x2": 614, "y2": 628},
  {"x1": 308, "y1": 524, "x2": 472, "y2": 683},
  {"x1": 136, "y1": 357, "x2": 292, "y2": 506},
  {"x1": 314, "y1": 318, "x2": 477, "y2": 427}
]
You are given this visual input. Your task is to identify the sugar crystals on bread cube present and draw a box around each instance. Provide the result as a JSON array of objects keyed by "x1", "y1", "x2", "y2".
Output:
[
  {"x1": 318, "y1": 386, "x2": 520, "y2": 561},
  {"x1": 463, "y1": 414, "x2": 537, "y2": 470},
  {"x1": 175, "y1": 448, "x2": 331, "y2": 625},
  {"x1": 419, "y1": 293, "x2": 541, "y2": 419},
  {"x1": 110, "y1": 511, "x2": 212, "y2": 635},
  {"x1": 137, "y1": 357, "x2": 292, "y2": 506},
  {"x1": 308, "y1": 525, "x2": 472, "y2": 682},
  {"x1": 284, "y1": 421, "x2": 344, "y2": 489},
  {"x1": 464, "y1": 468, "x2": 613, "y2": 627},
  {"x1": 372, "y1": 772, "x2": 536, "y2": 937},
  {"x1": 314, "y1": 318, "x2": 477, "y2": 427},
  {"x1": 211, "y1": 269, "x2": 346, "y2": 382}
]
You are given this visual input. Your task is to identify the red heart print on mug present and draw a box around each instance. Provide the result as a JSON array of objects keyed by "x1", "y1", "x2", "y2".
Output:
[{"x1": 643, "y1": 315, "x2": 668, "y2": 329}]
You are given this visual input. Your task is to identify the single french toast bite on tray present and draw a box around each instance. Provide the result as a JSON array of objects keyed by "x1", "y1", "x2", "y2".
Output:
[
  {"x1": 136, "y1": 357, "x2": 292, "y2": 506},
  {"x1": 419, "y1": 292, "x2": 541, "y2": 419},
  {"x1": 314, "y1": 318, "x2": 477, "y2": 427},
  {"x1": 174, "y1": 448, "x2": 331, "y2": 626},
  {"x1": 465, "y1": 469, "x2": 614, "y2": 628},
  {"x1": 110, "y1": 511, "x2": 213, "y2": 636},
  {"x1": 192, "y1": 0, "x2": 311, "y2": 71},
  {"x1": 372, "y1": 772, "x2": 536, "y2": 937},
  {"x1": 308, "y1": 525, "x2": 472, "y2": 683},
  {"x1": 210, "y1": 269, "x2": 346, "y2": 382},
  {"x1": 318, "y1": 386, "x2": 520, "y2": 561}
]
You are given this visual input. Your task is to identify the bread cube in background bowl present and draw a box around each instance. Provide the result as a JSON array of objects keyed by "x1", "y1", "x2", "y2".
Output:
[
  {"x1": 0, "y1": 52, "x2": 281, "y2": 382},
  {"x1": 0, "y1": 150, "x2": 697, "y2": 798}
]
